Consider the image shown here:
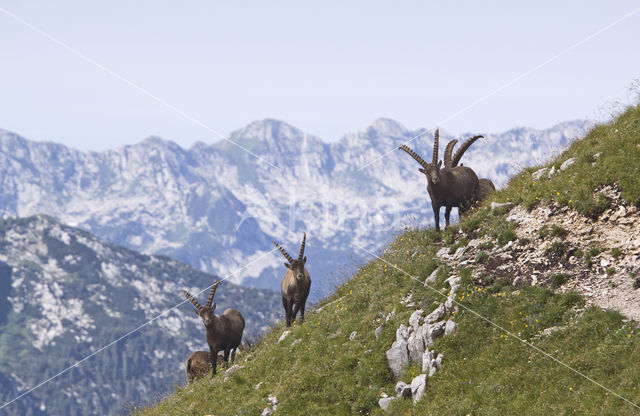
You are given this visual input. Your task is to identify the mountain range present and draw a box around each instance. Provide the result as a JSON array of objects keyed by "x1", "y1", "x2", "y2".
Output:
[{"x1": 0, "y1": 118, "x2": 592, "y2": 298}]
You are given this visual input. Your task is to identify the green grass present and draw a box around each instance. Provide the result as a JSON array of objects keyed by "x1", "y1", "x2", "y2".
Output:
[
  {"x1": 611, "y1": 248, "x2": 623, "y2": 260},
  {"x1": 539, "y1": 224, "x2": 568, "y2": 240},
  {"x1": 550, "y1": 273, "x2": 568, "y2": 288},
  {"x1": 546, "y1": 241, "x2": 568, "y2": 256},
  {"x1": 134, "y1": 225, "x2": 640, "y2": 416},
  {"x1": 135, "y1": 104, "x2": 640, "y2": 415},
  {"x1": 495, "y1": 104, "x2": 640, "y2": 215},
  {"x1": 475, "y1": 250, "x2": 489, "y2": 264}
]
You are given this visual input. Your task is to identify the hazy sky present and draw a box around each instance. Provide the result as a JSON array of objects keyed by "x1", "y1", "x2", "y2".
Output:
[{"x1": 1, "y1": 1, "x2": 639, "y2": 150}]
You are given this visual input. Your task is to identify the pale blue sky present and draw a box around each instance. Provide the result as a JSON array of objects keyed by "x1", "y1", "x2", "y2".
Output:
[{"x1": 1, "y1": 1, "x2": 639, "y2": 150}]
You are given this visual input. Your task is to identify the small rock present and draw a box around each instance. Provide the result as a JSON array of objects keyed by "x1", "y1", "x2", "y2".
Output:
[
  {"x1": 453, "y1": 247, "x2": 465, "y2": 258},
  {"x1": 436, "y1": 247, "x2": 450, "y2": 258},
  {"x1": 291, "y1": 338, "x2": 302, "y2": 347},
  {"x1": 507, "y1": 213, "x2": 529, "y2": 223},
  {"x1": 407, "y1": 333, "x2": 425, "y2": 364},
  {"x1": 268, "y1": 394, "x2": 279, "y2": 406},
  {"x1": 593, "y1": 152, "x2": 601, "y2": 159},
  {"x1": 444, "y1": 319, "x2": 457, "y2": 335},
  {"x1": 491, "y1": 201, "x2": 514, "y2": 211},
  {"x1": 375, "y1": 325, "x2": 384, "y2": 339},
  {"x1": 261, "y1": 407, "x2": 274, "y2": 416},
  {"x1": 278, "y1": 330, "x2": 291, "y2": 343},
  {"x1": 328, "y1": 329, "x2": 342, "y2": 340},
  {"x1": 379, "y1": 397, "x2": 395, "y2": 412},
  {"x1": 420, "y1": 321, "x2": 446, "y2": 347},
  {"x1": 601, "y1": 259, "x2": 610, "y2": 268},
  {"x1": 434, "y1": 354, "x2": 443, "y2": 369},
  {"x1": 411, "y1": 374, "x2": 427, "y2": 403},
  {"x1": 395, "y1": 381, "x2": 412, "y2": 398},
  {"x1": 540, "y1": 326, "x2": 565, "y2": 336},
  {"x1": 401, "y1": 293, "x2": 414, "y2": 305},
  {"x1": 425, "y1": 305, "x2": 445, "y2": 324},
  {"x1": 548, "y1": 165, "x2": 556, "y2": 178},
  {"x1": 224, "y1": 364, "x2": 242, "y2": 379},
  {"x1": 425, "y1": 267, "x2": 439, "y2": 285},
  {"x1": 409, "y1": 310, "x2": 424, "y2": 331},
  {"x1": 385, "y1": 309, "x2": 396, "y2": 322},
  {"x1": 512, "y1": 276, "x2": 523, "y2": 287},
  {"x1": 560, "y1": 157, "x2": 576, "y2": 171},
  {"x1": 349, "y1": 331, "x2": 358, "y2": 341},
  {"x1": 445, "y1": 275, "x2": 461, "y2": 287},
  {"x1": 531, "y1": 275, "x2": 538, "y2": 286},
  {"x1": 255, "y1": 381, "x2": 263, "y2": 390},
  {"x1": 422, "y1": 349, "x2": 435, "y2": 373},
  {"x1": 532, "y1": 167, "x2": 548, "y2": 180},
  {"x1": 396, "y1": 324, "x2": 410, "y2": 341},
  {"x1": 386, "y1": 339, "x2": 410, "y2": 379}
]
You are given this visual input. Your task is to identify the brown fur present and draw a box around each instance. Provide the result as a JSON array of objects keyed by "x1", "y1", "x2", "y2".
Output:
[
  {"x1": 274, "y1": 233, "x2": 311, "y2": 327},
  {"x1": 183, "y1": 282, "x2": 245, "y2": 377}
]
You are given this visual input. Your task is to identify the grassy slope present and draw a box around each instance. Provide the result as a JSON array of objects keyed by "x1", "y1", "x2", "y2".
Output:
[{"x1": 135, "y1": 105, "x2": 640, "y2": 415}]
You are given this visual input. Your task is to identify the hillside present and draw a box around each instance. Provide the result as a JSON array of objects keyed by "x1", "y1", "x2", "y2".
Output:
[
  {"x1": 0, "y1": 119, "x2": 590, "y2": 297},
  {"x1": 135, "y1": 104, "x2": 640, "y2": 415},
  {"x1": 0, "y1": 216, "x2": 281, "y2": 415}
]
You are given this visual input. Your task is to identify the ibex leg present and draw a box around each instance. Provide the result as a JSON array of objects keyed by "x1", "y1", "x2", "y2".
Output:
[
  {"x1": 299, "y1": 298, "x2": 307, "y2": 323},
  {"x1": 291, "y1": 302, "x2": 301, "y2": 324},
  {"x1": 223, "y1": 349, "x2": 230, "y2": 368},
  {"x1": 432, "y1": 203, "x2": 441, "y2": 232},
  {"x1": 282, "y1": 296, "x2": 291, "y2": 327},
  {"x1": 209, "y1": 346, "x2": 218, "y2": 377},
  {"x1": 445, "y1": 206, "x2": 452, "y2": 228}
]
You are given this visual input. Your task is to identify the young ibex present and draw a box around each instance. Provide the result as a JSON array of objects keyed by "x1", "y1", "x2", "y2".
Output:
[
  {"x1": 185, "y1": 351, "x2": 212, "y2": 383},
  {"x1": 183, "y1": 280, "x2": 245, "y2": 377},
  {"x1": 399, "y1": 129, "x2": 479, "y2": 231},
  {"x1": 185, "y1": 345, "x2": 246, "y2": 383},
  {"x1": 273, "y1": 233, "x2": 311, "y2": 327},
  {"x1": 442, "y1": 134, "x2": 496, "y2": 214}
]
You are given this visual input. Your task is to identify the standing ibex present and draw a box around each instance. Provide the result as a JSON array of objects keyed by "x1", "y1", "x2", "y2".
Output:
[
  {"x1": 399, "y1": 129, "x2": 479, "y2": 231},
  {"x1": 183, "y1": 280, "x2": 245, "y2": 377},
  {"x1": 442, "y1": 134, "x2": 496, "y2": 213},
  {"x1": 274, "y1": 233, "x2": 311, "y2": 327}
]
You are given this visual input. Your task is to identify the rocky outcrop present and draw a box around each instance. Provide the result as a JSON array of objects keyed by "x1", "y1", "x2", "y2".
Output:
[
  {"x1": 382, "y1": 272, "x2": 460, "y2": 408},
  {"x1": 447, "y1": 184, "x2": 640, "y2": 321}
]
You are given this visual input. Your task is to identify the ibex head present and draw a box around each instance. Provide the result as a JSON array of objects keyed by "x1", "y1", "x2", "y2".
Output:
[
  {"x1": 273, "y1": 233, "x2": 307, "y2": 281},
  {"x1": 183, "y1": 280, "x2": 220, "y2": 327},
  {"x1": 400, "y1": 129, "x2": 442, "y2": 184}
]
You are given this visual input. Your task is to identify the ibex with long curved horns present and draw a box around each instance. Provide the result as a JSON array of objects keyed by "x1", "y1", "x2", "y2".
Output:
[
  {"x1": 399, "y1": 129, "x2": 479, "y2": 231},
  {"x1": 442, "y1": 134, "x2": 496, "y2": 213},
  {"x1": 183, "y1": 280, "x2": 245, "y2": 377},
  {"x1": 274, "y1": 233, "x2": 311, "y2": 327}
]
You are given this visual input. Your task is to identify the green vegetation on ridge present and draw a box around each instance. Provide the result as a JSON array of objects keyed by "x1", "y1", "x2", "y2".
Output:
[{"x1": 135, "y1": 104, "x2": 640, "y2": 415}]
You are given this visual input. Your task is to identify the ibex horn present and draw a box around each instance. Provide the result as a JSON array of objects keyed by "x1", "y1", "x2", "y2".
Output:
[
  {"x1": 443, "y1": 139, "x2": 458, "y2": 168},
  {"x1": 431, "y1": 129, "x2": 439, "y2": 165},
  {"x1": 273, "y1": 241, "x2": 295, "y2": 264},
  {"x1": 183, "y1": 290, "x2": 203, "y2": 312},
  {"x1": 298, "y1": 232, "x2": 306, "y2": 261},
  {"x1": 206, "y1": 280, "x2": 221, "y2": 308},
  {"x1": 399, "y1": 145, "x2": 430, "y2": 170},
  {"x1": 451, "y1": 135, "x2": 483, "y2": 167}
]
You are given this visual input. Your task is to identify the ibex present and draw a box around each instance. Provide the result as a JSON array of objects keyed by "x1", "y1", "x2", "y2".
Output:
[
  {"x1": 185, "y1": 345, "x2": 246, "y2": 383},
  {"x1": 442, "y1": 135, "x2": 496, "y2": 214},
  {"x1": 274, "y1": 233, "x2": 311, "y2": 327},
  {"x1": 185, "y1": 351, "x2": 212, "y2": 383},
  {"x1": 183, "y1": 280, "x2": 245, "y2": 377},
  {"x1": 399, "y1": 129, "x2": 479, "y2": 231}
]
